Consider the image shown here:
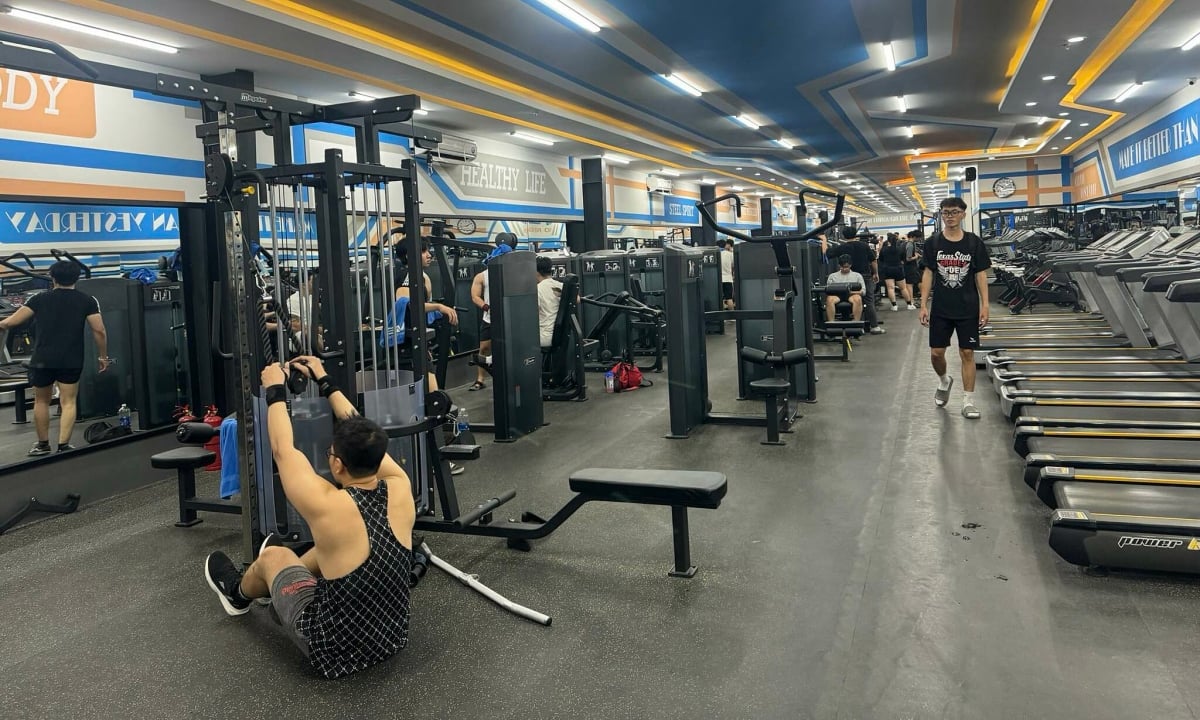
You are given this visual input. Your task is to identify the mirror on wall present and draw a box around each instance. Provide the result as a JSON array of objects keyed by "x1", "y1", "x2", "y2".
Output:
[{"x1": 0, "y1": 197, "x2": 195, "y2": 471}]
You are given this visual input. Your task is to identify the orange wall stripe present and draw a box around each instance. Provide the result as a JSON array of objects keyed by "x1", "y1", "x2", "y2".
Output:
[{"x1": 0, "y1": 179, "x2": 186, "y2": 202}]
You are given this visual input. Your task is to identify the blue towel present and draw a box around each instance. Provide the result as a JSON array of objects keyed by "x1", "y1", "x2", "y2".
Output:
[
  {"x1": 219, "y1": 416, "x2": 240, "y2": 499},
  {"x1": 379, "y1": 295, "x2": 443, "y2": 348}
]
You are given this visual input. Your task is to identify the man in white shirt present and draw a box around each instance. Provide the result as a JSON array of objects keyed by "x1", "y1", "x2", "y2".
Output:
[
  {"x1": 536, "y1": 256, "x2": 563, "y2": 347},
  {"x1": 825, "y1": 255, "x2": 865, "y2": 322},
  {"x1": 719, "y1": 239, "x2": 735, "y2": 310}
]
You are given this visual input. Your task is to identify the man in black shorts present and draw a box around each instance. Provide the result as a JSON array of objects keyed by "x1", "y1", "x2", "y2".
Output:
[
  {"x1": 919, "y1": 197, "x2": 991, "y2": 419},
  {"x1": 204, "y1": 356, "x2": 415, "y2": 679},
  {"x1": 0, "y1": 261, "x2": 109, "y2": 455}
]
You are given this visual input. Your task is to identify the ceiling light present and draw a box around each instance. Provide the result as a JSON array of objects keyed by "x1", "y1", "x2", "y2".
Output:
[
  {"x1": 603, "y1": 155, "x2": 630, "y2": 165},
  {"x1": 661, "y1": 73, "x2": 703, "y2": 97},
  {"x1": 1067, "y1": 36, "x2": 1086, "y2": 43},
  {"x1": 1183, "y1": 29, "x2": 1200, "y2": 52},
  {"x1": 1051, "y1": 146, "x2": 1060, "y2": 150},
  {"x1": 988, "y1": 156, "x2": 996, "y2": 160},
  {"x1": 349, "y1": 91, "x2": 379, "y2": 101},
  {"x1": 774, "y1": 138, "x2": 795, "y2": 149},
  {"x1": 905, "y1": 125, "x2": 916, "y2": 139},
  {"x1": 1058, "y1": 112, "x2": 1069, "y2": 117},
  {"x1": 808, "y1": 158, "x2": 821, "y2": 165},
  {"x1": 754, "y1": 172, "x2": 762, "y2": 176},
  {"x1": 1115, "y1": 82, "x2": 1142, "y2": 103},
  {"x1": 535, "y1": 0, "x2": 602, "y2": 33},
  {"x1": 733, "y1": 114, "x2": 760, "y2": 130},
  {"x1": 735, "y1": 167, "x2": 743, "y2": 170},
  {"x1": 657, "y1": 168, "x2": 681, "y2": 177},
  {"x1": 883, "y1": 42, "x2": 897, "y2": 72},
  {"x1": 897, "y1": 95, "x2": 908, "y2": 113},
  {"x1": 413, "y1": 109, "x2": 429, "y2": 116},
  {"x1": 1080, "y1": 122, "x2": 1090, "y2": 127},
  {"x1": 510, "y1": 131, "x2": 555, "y2": 146},
  {"x1": 1063, "y1": 136, "x2": 1074, "y2": 140},
  {"x1": 1025, "y1": 101, "x2": 1038, "y2": 107},
  {"x1": 1017, "y1": 138, "x2": 1029, "y2": 147},
  {"x1": 910, "y1": 148, "x2": 921, "y2": 156},
  {"x1": 769, "y1": 177, "x2": 776, "y2": 181},
  {"x1": 1042, "y1": 75, "x2": 1057, "y2": 81},
  {"x1": 3, "y1": 6, "x2": 180, "y2": 53},
  {"x1": 1037, "y1": 116, "x2": 1048, "y2": 125},
  {"x1": 829, "y1": 171, "x2": 841, "y2": 178},
  {"x1": 700, "y1": 178, "x2": 718, "y2": 185}
]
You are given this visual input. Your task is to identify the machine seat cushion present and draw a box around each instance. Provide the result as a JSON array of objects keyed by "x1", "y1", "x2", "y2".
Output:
[
  {"x1": 569, "y1": 468, "x2": 727, "y2": 509},
  {"x1": 750, "y1": 378, "x2": 792, "y2": 393},
  {"x1": 151, "y1": 446, "x2": 217, "y2": 470}
]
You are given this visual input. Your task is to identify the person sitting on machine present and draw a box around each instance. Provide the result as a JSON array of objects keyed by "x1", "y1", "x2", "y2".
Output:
[
  {"x1": 825, "y1": 255, "x2": 864, "y2": 322},
  {"x1": 536, "y1": 255, "x2": 564, "y2": 348},
  {"x1": 204, "y1": 356, "x2": 415, "y2": 680},
  {"x1": 394, "y1": 238, "x2": 459, "y2": 391}
]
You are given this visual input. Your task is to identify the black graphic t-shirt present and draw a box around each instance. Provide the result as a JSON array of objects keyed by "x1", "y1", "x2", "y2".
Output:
[
  {"x1": 922, "y1": 232, "x2": 991, "y2": 319},
  {"x1": 878, "y1": 238, "x2": 903, "y2": 268}
]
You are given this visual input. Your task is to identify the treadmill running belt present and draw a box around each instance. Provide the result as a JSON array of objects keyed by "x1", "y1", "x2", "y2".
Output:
[
  {"x1": 1015, "y1": 405, "x2": 1200, "y2": 422},
  {"x1": 1050, "y1": 482, "x2": 1200, "y2": 573},
  {"x1": 1009, "y1": 379, "x2": 1200, "y2": 393},
  {"x1": 1025, "y1": 436, "x2": 1200, "y2": 461}
]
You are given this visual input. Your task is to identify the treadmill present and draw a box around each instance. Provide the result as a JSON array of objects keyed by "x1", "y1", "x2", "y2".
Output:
[
  {"x1": 977, "y1": 228, "x2": 1170, "y2": 351},
  {"x1": 1049, "y1": 485, "x2": 1200, "y2": 573}
]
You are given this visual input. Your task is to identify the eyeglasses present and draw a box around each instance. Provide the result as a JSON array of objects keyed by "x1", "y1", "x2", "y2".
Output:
[{"x1": 941, "y1": 209, "x2": 966, "y2": 217}]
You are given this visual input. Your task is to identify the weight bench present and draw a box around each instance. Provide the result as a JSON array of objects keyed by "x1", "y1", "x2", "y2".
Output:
[
  {"x1": 568, "y1": 468, "x2": 727, "y2": 578},
  {"x1": 739, "y1": 347, "x2": 809, "y2": 445},
  {"x1": 153, "y1": 423, "x2": 241, "y2": 527}
]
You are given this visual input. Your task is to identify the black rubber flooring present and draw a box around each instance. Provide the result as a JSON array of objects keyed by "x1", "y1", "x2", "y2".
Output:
[{"x1": 4, "y1": 308, "x2": 1200, "y2": 719}]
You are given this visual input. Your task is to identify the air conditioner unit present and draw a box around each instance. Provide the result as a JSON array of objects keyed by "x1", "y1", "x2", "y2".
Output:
[
  {"x1": 647, "y1": 177, "x2": 673, "y2": 194},
  {"x1": 419, "y1": 133, "x2": 478, "y2": 164}
]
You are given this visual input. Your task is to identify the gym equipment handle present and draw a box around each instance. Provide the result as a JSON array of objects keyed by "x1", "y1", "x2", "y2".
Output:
[
  {"x1": 695, "y1": 190, "x2": 844, "y2": 245},
  {"x1": 455, "y1": 490, "x2": 517, "y2": 528},
  {"x1": 0, "y1": 31, "x2": 100, "y2": 78},
  {"x1": 211, "y1": 281, "x2": 234, "y2": 360}
]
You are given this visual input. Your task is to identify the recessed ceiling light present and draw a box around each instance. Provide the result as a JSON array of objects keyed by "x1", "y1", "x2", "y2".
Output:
[
  {"x1": 897, "y1": 95, "x2": 908, "y2": 113},
  {"x1": 1063, "y1": 136, "x2": 1074, "y2": 140},
  {"x1": 1051, "y1": 146, "x2": 1060, "y2": 150},
  {"x1": 1067, "y1": 36, "x2": 1086, "y2": 43},
  {"x1": 733, "y1": 114, "x2": 760, "y2": 130},
  {"x1": 510, "y1": 131, "x2": 555, "y2": 146},
  {"x1": 1080, "y1": 122, "x2": 1090, "y2": 127},
  {"x1": 769, "y1": 177, "x2": 776, "y2": 181},
  {"x1": 921, "y1": 164, "x2": 928, "y2": 168},
  {"x1": 1115, "y1": 81, "x2": 1142, "y2": 103},
  {"x1": 661, "y1": 73, "x2": 703, "y2": 97},
  {"x1": 535, "y1": 0, "x2": 603, "y2": 33},
  {"x1": 1025, "y1": 101, "x2": 1038, "y2": 107},
  {"x1": 1042, "y1": 75, "x2": 1056, "y2": 81},
  {"x1": 1058, "y1": 112, "x2": 1069, "y2": 117},
  {"x1": 0, "y1": 6, "x2": 180, "y2": 53},
  {"x1": 905, "y1": 125, "x2": 915, "y2": 138},
  {"x1": 754, "y1": 172, "x2": 762, "y2": 176},
  {"x1": 735, "y1": 167, "x2": 743, "y2": 170},
  {"x1": 883, "y1": 42, "x2": 897, "y2": 72}
]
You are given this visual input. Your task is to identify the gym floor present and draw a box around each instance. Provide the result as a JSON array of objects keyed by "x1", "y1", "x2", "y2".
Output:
[{"x1": 4, "y1": 307, "x2": 1200, "y2": 720}]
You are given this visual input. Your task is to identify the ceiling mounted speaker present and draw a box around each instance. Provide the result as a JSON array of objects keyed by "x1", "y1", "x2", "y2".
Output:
[{"x1": 964, "y1": 166, "x2": 978, "y2": 182}]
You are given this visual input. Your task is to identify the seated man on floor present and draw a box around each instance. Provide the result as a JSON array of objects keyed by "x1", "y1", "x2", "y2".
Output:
[
  {"x1": 536, "y1": 255, "x2": 563, "y2": 348},
  {"x1": 204, "y1": 356, "x2": 415, "y2": 680},
  {"x1": 825, "y1": 254, "x2": 865, "y2": 322}
]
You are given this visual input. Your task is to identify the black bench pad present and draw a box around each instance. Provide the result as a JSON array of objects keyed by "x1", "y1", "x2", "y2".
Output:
[
  {"x1": 750, "y1": 378, "x2": 791, "y2": 392},
  {"x1": 152, "y1": 447, "x2": 216, "y2": 470},
  {"x1": 569, "y1": 468, "x2": 727, "y2": 509}
]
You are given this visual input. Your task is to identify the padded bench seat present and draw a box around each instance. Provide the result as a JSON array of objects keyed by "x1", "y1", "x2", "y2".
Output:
[
  {"x1": 568, "y1": 468, "x2": 727, "y2": 577},
  {"x1": 151, "y1": 446, "x2": 238, "y2": 527},
  {"x1": 569, "y1": 468, "x2": 727, "y2": 509}
]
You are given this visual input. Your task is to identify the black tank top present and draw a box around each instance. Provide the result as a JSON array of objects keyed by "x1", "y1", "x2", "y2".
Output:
[
  {"x1": 298, "y1": 479, "x2": 413, "y2": 679},
  {"x1": 878, "y1": 239, "x2": 902, "y2": 267}
]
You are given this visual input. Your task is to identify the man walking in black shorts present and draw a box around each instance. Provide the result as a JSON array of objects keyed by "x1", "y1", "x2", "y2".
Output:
[
  {"x1": 0, "y1": 261, "x2": 109, "y2": 454},
  {"x1": 919, "y1": 197, "x2": 991, "y2": 419}
]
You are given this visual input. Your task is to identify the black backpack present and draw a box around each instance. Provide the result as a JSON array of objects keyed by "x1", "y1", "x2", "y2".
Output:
[{"x1": 84, "y1": 421, "x2": 132, "y2": 444}]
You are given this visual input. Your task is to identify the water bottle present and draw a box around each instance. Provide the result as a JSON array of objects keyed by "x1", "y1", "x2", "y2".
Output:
[
  {"x1": 455, "y1": 407, "x2": 470, "y2": 438},
  {"x1": 604, "y1": 371, "x2": 616, "y2": 393},
  {"x1": 118, "y1": 403, "x2": 132, "y2": 429}
]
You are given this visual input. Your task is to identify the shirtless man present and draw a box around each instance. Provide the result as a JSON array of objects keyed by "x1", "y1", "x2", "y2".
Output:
[{"x1": 204, "y1": 356, "x2": 415, "y2": 679}]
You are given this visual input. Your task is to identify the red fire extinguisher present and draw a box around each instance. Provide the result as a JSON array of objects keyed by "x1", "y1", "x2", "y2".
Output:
[
  {"x1": 202, "y1": 405, "x2": 223, "y2": 471},
  {"x1": 173, "y1": 404, "x2": 198, "y2": 425}
]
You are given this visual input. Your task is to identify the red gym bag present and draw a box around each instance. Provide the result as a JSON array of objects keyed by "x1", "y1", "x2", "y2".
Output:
[{"x1": 611, "y1": 360, "x2": 651, "y2": 392}]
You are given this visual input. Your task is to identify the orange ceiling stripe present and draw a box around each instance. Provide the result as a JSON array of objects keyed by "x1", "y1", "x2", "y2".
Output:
[
  {"x1": 1004, "y1": 0, "x2": 1052, "y2": 79},
  {"x1": 1059, "y1": 0, "x2": 1174, "y2": 153}
]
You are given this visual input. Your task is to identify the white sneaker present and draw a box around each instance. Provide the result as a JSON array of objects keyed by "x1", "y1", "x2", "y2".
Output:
[
  {"x1": 907, "y1": 304, "x2": 916, "y2": 310},
  {"x1": 891, "y1": 304, "x2": 899, "y2": 312},
  {"x1": 869, "y1": 326, "x2": 886, "y2": 334}
]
